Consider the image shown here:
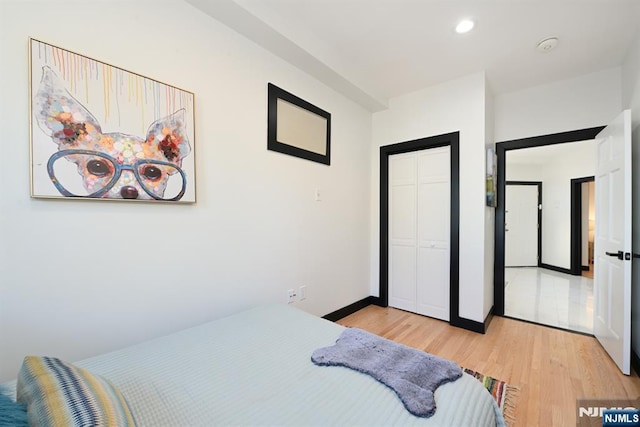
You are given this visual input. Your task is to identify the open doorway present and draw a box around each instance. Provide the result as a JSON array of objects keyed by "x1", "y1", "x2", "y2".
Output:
[
  {"x1": 494, "y1": 127, "x2": 604, "y2": 334},
  {"x1": 570, "y1": 177, "x2": 595, "y2": 278}
]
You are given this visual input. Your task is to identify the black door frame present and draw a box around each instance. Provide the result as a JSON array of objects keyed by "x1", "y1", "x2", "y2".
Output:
[
  {"x1": 570, "y1": 176, "x2": 595, "y2": 275},
  {"x1": 505, "y1": 181, "x2": 542, "y2": 267},
  {"x1": 493, "y1": 126, "x2": 604, "y2": 315},
  {"x1": 379, "y1": 132, "x2": 469, "y2": 329}
]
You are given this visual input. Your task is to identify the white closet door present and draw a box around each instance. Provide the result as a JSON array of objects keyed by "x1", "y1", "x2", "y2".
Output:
[
  {"x1": 388, "y1": 147, "x2": 450, "y2": 321},
  {"x1": 416, "y1": 147, "x2": 450, "y2": 320},
  {"x1": 389, "y1": 154, "x2": 417, "y2": 313}
]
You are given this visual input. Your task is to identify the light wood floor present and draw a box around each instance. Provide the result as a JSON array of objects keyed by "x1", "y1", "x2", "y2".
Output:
[{"x1": 337, "y1": 305, "x2": 640, "y2": 427}]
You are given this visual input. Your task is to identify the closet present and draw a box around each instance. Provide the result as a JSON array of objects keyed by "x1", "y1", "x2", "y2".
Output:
[{"x1": 388, "y1": 146, "x2": 451, "y2": 321}]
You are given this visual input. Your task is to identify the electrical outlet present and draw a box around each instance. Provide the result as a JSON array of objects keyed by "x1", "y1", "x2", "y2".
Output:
[
  {"x1": 299, "y1": 285, "x2": 307, "y2": 301},
  {"x1": 287, "y1": 289, "x2": 296, "y2": 304}
]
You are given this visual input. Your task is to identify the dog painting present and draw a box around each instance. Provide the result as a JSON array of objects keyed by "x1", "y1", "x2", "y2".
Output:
[{"x1": 30, "y1": 39, "x2": 196, "y2": 202}]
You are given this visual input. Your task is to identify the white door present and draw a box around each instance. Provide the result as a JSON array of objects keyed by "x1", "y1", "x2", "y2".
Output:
[
  {"x1": 505, "y1": 184, "x2": 539, "y2": 267},
  {"x1": 416, "y1": 149, "x2": 450, "y2": 320},
  {"x1": 389, "y1": 147, "x2": 450, "y2": 321},
  {"x1": 594, "y1": 109, "x2": 632, "y2": 375},
  {"x1": 389, "y1": 153, "x2": 418, "y2": 313}
]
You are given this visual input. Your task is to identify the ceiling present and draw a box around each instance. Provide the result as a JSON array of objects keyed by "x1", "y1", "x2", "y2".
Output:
[{"x1": 185, "y1": 0, "x2": 640, "y2": 112}]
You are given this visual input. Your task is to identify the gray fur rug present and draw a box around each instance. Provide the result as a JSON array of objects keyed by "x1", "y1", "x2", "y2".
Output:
[{"x1": 311, "y1": 328, "x2": 462, "y2": 418}]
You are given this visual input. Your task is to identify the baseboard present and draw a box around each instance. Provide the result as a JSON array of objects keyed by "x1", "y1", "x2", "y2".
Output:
[
  {"x1": 322, "y1": 296, "x2": 376, "y2": 322},
  {"x1": 370, "y1": 296, "x2": 384, "y2": 307},
  {"x1": 540, "y1": 263, "x2": 573, "y2": 275},
  {"x1": 450, "y1": 317, "x2": 485, "y2": 333},
  {"x1": 449, "y1": 306, "x2": 494, "y2": 334},
  {"x1": 632, "y1": 349, "x2": 640, "y2": 376},
  {"x1": 329, "y1": 297, "x2": 491, "y2": 334},
  {"x1": 483, "y1": 306, "x2": 494, "y2": 331}
]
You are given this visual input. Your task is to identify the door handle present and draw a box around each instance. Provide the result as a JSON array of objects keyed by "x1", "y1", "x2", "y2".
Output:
[{"x1": 605, "y1": 250, "x2": 624, "y2": 260}]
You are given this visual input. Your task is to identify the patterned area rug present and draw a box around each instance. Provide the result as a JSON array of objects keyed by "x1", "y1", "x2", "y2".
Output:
[{"x1": 463, "y1": 368, "x2": 519, "y2": 426}]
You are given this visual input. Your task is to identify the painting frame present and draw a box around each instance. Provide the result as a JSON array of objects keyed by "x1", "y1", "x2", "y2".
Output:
[
  {"x1": 29, "y1": 38, "x2": 197, "y2": 203},
  {"x1": 267, "y1": 83, "x2": 331, "y2": 165},
  {"x1": 486, "y1": 147, "x2": 497, "y2": 207}
]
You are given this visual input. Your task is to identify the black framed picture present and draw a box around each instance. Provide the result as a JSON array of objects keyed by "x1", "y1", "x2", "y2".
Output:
[{"x1": 267, "y1": 83, "x2": 331, "y2": 165}]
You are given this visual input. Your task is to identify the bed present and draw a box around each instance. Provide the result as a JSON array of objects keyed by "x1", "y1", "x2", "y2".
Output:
[{"x1": 4, "y1": 304, "x2": 505, "y2": 426}]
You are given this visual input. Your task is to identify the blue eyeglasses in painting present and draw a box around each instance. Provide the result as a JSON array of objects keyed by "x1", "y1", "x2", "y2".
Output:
[{"x1": 47, "y1": 149, "x2": 187, "y2": 201}]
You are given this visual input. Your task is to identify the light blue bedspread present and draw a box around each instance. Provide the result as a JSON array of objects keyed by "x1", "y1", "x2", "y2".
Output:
[{"x1": 3, "y1": 305, "x2": 505, "y2": 426}]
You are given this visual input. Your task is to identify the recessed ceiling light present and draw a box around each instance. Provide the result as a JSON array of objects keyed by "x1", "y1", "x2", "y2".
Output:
[{"x1": 456, "y1": 19, "x2": 475, "y2": 34}]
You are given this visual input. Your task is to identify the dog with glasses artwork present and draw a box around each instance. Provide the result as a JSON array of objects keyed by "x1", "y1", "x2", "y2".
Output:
[{"x1": 34, "y1": 66, "x2": 191, "y2": 201}]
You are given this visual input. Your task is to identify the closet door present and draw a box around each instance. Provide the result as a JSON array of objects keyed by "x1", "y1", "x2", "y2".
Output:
[
  {"x1": 388, "y1": 153, "x2": 417, "y2": 313},
  {"x1": 416, "y1": 147, "x2": 450, "y2": 320},
  {"x1": 388, "y1": 147, "x2": 450, "y2": 321}
]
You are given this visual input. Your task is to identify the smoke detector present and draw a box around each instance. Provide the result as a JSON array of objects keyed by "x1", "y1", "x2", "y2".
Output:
[{"x1": 536, "y1": 37, "x2": 559, "y2": 52}]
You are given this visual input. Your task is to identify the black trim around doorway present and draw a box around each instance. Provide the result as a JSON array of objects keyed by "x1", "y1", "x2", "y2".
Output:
[
  {"x1": 570, "y1": 176, "x2": 595, "y2": 275},
  {"x1": 493, "y1": 126, "x2": 605, "y2": 315},
  {"x1": 379, "y1": 132, "x2": 466, "y2": 329}
]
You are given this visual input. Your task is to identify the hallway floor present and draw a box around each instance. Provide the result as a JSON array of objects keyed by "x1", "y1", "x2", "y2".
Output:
[{"x1": 504, "y1": 267, "x2": 593, "y2": 334}]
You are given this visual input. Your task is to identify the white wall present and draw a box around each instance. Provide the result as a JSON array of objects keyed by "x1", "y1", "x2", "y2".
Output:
[
  {"x1": 495, "y1": 68, "x2": 622, "y2": 142},
  {"x1": 0, "y1": 0, "x2": 372, "y2": 382},
  {"x1": 483, "y1": 80, "x2": 495, "y2": 318},
  {"x1": 622, "y1": 32, "x2": 640, "y2": 127},
  {"x1": 538, "y1": 142, "x2": 595, "y2": 269},
  {"x1": 506, "y1": 163, "x2": 542, "y2": 181},
  {"x1": 371, "y1": 72, "x2": 490, "y2": 323},
  {"x1": 621, "y1": 30, "x2": 640, "y2": 361}
]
